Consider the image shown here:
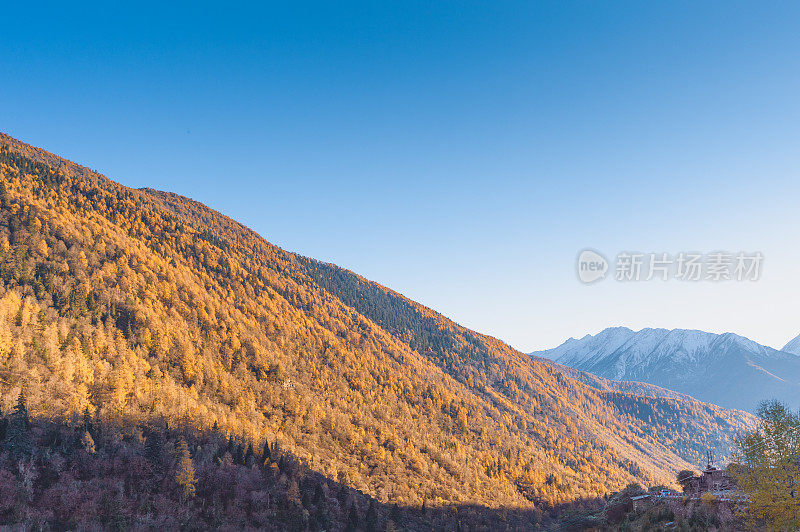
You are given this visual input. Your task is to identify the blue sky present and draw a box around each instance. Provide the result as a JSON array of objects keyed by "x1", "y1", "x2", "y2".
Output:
[{"x1": 3, "y1": 1, "x2": 800, "y2": 350}]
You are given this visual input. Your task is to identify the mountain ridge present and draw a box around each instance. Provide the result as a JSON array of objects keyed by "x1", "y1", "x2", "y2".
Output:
[
  {"x1": 0, "y1": 132, "x2": 756, "y2": 508},
  {"x1": 782, "y1": 332, "x2": 800, "y2": 356},
  {"x1": 532, "y1": 326, "x2": 800, "y2": 413}
]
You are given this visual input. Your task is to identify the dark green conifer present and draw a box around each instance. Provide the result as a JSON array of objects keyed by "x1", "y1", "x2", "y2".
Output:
[
  {"x1": 390, "y1": 503, "x2": 402, "y2": 523},
  {"x1": 6, "y1": 391, "x2": 31, "y2": 456},
  {"x1": 245, "y1": 442, "x2": 255, "y2": 467},
  {"x1": 277, "y1": 454, "x2": 287, "y2": 472},
  {"x1": 144, "y1": 431, "x2": 163, "y2": 465},
  {"x1": 365, "y1": 499, "x2": 378, "y2": 532},
  {"x1": 346, "y1": 502, "x2": 360, "y2": 532},
  {"x1": 234, "y1": 442, "x2": 245, "y2": 465},
  {"x1": 338, "y1": 483, "x2": 350, "y2": 509},
  {"x1": 0, "y1": 404, "x2": 6, "y2": 441},
  {"x1": 82, "y1": 406, "x2": 93, "y2": 433},
  {"x1": 262, "y1": 439, "x2": 271, "y2": 464}
]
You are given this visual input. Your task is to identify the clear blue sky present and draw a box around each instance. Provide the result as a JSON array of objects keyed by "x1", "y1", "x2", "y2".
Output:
[{"x1": 3, "y1": 1, "x2": 800, "y2": 350}]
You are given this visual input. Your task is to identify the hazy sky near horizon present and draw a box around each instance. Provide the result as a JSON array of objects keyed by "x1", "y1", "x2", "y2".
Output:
[{"x1": 3, "y1": 2, "x2": 800, "y2": 351}]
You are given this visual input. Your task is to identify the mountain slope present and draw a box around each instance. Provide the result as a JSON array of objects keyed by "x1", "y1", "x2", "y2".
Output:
[
  {"x1": 532, "y1": 327, "x2": 800, "y2": 413},
  {"x1": 0, "y1": 133, "x2": 755, "y2": 508},
  {"x1": 533, "y1": 356, "x2": 698, "y2": 402},
  {"x1": 782, "y1": 332, "x2": 800, "y2": 356}
]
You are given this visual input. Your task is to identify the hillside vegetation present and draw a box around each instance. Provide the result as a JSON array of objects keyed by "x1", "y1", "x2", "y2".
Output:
[
  {"x1": 534, "y1": 357, "x2": 698, "y2": 402},
  {"x1": 0, "y1": 133, "x2": 754, "y2": 509},
  {"x1": 0, "y1": 404, "x2": 557, "y2": 530}
]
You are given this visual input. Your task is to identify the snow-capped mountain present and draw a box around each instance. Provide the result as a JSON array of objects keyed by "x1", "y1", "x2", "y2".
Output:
[
  {"x1": 531, "y1": 327, "x2": 800, "y2": 413},
  {"x1": 782, "y1": 333, "x2": 800, "y2": 357}
]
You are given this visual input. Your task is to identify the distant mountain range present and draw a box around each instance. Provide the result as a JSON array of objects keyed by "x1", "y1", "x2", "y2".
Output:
[{"x1": 531, "y1": 327, "x2": 800, "y2": 413}]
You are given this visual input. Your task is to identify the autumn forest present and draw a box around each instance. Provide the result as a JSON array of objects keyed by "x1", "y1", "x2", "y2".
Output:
[{"x1": 0, "y1": 133, "x2": 759, "y2": 529}]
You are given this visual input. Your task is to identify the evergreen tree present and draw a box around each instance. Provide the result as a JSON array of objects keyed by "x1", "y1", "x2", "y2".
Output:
[
  {"x1": 144, "y1": 431, "x2": 163, "y2": 466},
  {"x1": 338, "y1": 482, "x2": 350, "y2": 509},
  {"x1": 315, "y1": 493, "x2": 333, "y2": 530},
  {"x1": 262, "y1": 439, "x2": 271, "y2": 464},
  {"x1": 14, "y1": 391, "x2": 29, "y2": 429},
  {"x1": 245, "y1": 442, "x2": 255, "y2": 467},
  {"x1": 0, "y1": 404, "x2": 6, "y2": 441},
  {"x1": 346, "y1": 502, "x2": 360, "y2": 532},
  {"x1": 271, "y1": 439, "x2": 280, "y2": 458},
  {"x1": 234, "y1": 442, "x2": 245, "y2": 465},
  {"x1": 390, "y1": 503, "x2": 402, "y2": 524},
  {"x1": 365, "y1": 499, "x2": 379, "y2": 532},
  {"x1": 90, "y1": 407, "x2": 103, "y2": 445},
  {"x1": 82, "y1": 406, "x2": 94, "y2": 436},
  {"x1": 6, "y1": 391, "x2": 31, "y2": 456}
]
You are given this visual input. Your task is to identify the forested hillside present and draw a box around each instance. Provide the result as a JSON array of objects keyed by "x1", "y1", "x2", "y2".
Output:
[
  {"x1": 0, "y1": 405, "x2": 556, "y2": 529},
  {"x1": 0, "y1": 133, "x2": 755, "y2": 511},
  {"x1": 534, "y1": 358, "x2": 697, "y2": 402}
]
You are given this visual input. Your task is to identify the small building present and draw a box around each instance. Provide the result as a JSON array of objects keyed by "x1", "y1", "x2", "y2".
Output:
[{"x1": 679, "y1": 465, "x2": 737, "y2": 496}]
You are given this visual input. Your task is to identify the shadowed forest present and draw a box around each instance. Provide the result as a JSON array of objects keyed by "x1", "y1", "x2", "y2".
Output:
[{"x1": 0, "y1": 396, "x2": 566, "y2": 530}]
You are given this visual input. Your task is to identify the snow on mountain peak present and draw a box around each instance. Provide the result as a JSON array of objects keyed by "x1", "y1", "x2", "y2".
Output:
[
  {"x1": 782, "y1": 333, "x2": 800, "y2": 356},
  {"x1": 530, "y1": 326, "x2": 800, "y2": 412}
]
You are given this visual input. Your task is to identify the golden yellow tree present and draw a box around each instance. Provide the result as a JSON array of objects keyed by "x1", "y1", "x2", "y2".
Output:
[
  {"x1": 733, "y1": 401, "x2": 800, "y2": 531},
  {"x1": 175, "y1": 439, "x2": 196, "y2": 501}
]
